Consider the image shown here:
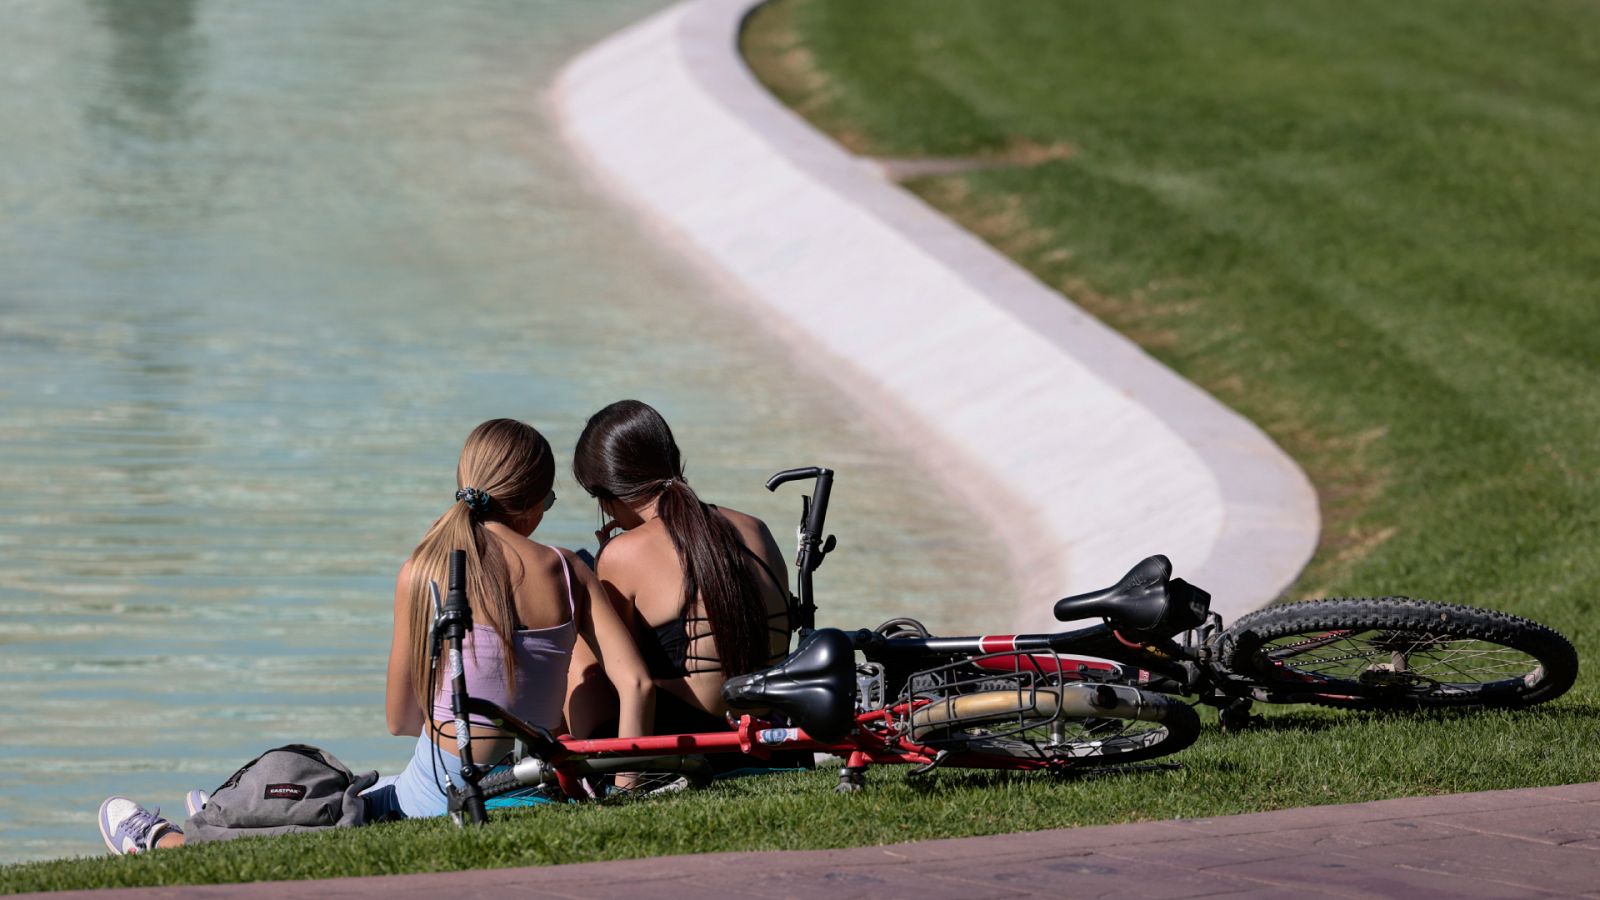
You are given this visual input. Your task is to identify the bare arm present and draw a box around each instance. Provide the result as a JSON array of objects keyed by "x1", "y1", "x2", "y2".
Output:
[
  {"x1": 577, "y1": 550, "x2": 654, "y2": 739},
  {"x1": 385, "y1": 561, "x2": 425, "y2": 737}
]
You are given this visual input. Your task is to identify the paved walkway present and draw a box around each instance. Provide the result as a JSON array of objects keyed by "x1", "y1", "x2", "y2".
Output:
[{"x1": 39, "y1": 782, "x2": 1600, "y2": 898}]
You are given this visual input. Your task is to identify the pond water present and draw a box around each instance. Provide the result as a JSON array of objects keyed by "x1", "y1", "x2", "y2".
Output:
[{"x1": 0, "y1": 0, "x2": 1011, "y2": 864}]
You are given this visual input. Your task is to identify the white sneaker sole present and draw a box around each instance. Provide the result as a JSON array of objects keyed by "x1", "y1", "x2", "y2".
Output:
[{"x1": 97, "y1": 797, "x2": 121, "y2": 854}]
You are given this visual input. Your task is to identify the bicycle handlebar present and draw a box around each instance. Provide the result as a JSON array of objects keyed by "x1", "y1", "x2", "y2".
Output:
[
  {"x1": 447, "y1": 549, "x2": 466, "y2": 599},
  {"x1": 435, "y1": 549, "x2": 472, "y2": 644},
  {"x1": 766, "y1": 467, "x2": 825, "y2": 491},
  {"x1": 766, "y1": 467, "x2": 835, "y2": 635}
]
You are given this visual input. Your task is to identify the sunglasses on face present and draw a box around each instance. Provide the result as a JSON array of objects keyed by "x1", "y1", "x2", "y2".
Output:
[{"x1": 543, "y1": 491, "x2": 557, "y2": 512}]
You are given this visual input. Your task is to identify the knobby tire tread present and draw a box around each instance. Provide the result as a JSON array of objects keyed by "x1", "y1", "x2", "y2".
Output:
[{"x1": 1216, "y1": 598, "x2": 1577, "y2": 709}]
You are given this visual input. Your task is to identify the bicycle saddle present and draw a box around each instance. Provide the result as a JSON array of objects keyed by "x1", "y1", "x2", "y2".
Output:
[
  {"x1": 722, "y1": 627, "x2": 856, "y2": 743},
  {"x1": 1052, "y1": 555, "x2": 1177, "y2": 631}
]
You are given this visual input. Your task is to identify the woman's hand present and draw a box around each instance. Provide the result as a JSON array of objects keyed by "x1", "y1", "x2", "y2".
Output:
[{"x1": 594, "y1": 519, "x2": 622, "y2": 551}]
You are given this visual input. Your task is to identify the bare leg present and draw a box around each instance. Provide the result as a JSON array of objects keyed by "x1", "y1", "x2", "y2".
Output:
[{"x1": 563, "y1": 646, "x2": 617, "y2": 738}]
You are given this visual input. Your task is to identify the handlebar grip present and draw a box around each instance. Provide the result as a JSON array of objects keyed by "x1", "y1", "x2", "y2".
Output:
[
  {"x1": 445, "y1": 549, "x2": 470, "y2": 626},
  {"x1": 766, "y1": 467, "x2": 824, "y2": 491},
  {"x1": 447, "y1": 549, "x2": 467, "y2": 596},
  {"x1": 804, "y1": 470, "x2": 833, "y2": 537}
]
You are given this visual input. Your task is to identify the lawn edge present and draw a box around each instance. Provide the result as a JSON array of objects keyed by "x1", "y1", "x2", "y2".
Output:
[{"x1": 548, "y1": 0, "x2": 1318, "y2": 626}]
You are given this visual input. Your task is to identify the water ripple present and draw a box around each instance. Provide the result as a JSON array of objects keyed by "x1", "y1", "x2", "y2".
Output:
[{"x1": 0, "y1": 0, "x2": 1013, "y2": 867}]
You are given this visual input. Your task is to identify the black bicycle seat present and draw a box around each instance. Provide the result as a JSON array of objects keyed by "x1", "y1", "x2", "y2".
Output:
[
  {"x1": 722, "y1": 628, "x2": 856, "y2": 743},
  {"x1": 1052, "y1": 555, "x2": 1175, "y2": 631}
]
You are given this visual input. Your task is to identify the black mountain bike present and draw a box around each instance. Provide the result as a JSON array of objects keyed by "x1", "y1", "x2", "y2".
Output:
[{"x1": 764, "y1": 467, "x2": 1578, "y2": 746}]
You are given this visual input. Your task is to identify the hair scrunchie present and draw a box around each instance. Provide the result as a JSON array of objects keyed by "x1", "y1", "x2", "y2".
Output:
[
  {"x1": 658, "y1": 478, "x2": 677, "y2": 493},
  {"x1": 455, "y1": 486, "x2": 492, "y2": 513}
]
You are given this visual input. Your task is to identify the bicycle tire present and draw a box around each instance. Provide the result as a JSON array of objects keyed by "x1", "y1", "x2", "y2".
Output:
[
  {"x1": 874, "y1": 617, "x2": 931, "y2": 639},
  {"x1": 474, "y1": 754, "x2": 713, "y2": 804},
  {"x1": 909, "y1": 682, "x2": 1200, "y2": 766},
  {"x1": 581, "y1": 755, "x2": 715, "y2": 802},
  {"x1": 1215, "y1": 598, "x2": 1577, "y2": 710}
]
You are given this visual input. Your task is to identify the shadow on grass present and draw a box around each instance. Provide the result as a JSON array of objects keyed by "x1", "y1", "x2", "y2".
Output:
[
  {"x1": 899, "y1": 760, "x2": 1185, "y2": 796},
  {"x1": 1211, "y1": 699, "x2": 1600, "y2": 735}
]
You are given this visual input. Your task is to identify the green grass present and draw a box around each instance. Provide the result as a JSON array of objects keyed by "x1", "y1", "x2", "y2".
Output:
[
  {"x1": 738, "y1": 0, "x2": 1600, "y2": 833},
  {"x1": 742, "y1": 1, "x2": 1600, "y2": 617},
  {"x1": 7, "y1": 701, "x2": 1597, "y2": 893},
  {"x1": 742, "y1": 4, "x2": 1600, "y2": 673},
  {"x1": 9, "y1": 0, "x2": 1600, "y2": 891}
]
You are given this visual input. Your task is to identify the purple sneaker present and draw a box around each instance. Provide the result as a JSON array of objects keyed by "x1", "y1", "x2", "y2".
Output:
[
  {"x1": 98, "y1": 797, "x2": 181, "y2": 856},
  {"x1": 184, "y1": 789, "x2": 209, "y2": 818}
]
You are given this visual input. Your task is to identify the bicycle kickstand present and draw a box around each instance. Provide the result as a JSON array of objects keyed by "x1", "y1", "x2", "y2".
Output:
[
  {"x1": 836, "y1": 766, "x2": 868, "y2": 793},
  {"x1": 836, "y1": 751, "x2": 870, "y2": 794}
]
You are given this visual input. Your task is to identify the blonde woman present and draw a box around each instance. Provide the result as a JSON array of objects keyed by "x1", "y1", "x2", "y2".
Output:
[
  {"x1": 367, "y1": 417, "x2": 653, "y2": 817},
  {"x1": 97, "y1": 419, "x2": 652, "y2": 852}
]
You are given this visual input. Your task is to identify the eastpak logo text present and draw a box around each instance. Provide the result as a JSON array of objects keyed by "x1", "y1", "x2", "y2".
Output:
[{"x1": 264, "y1": 783, "x2": 307, "y2": 801}]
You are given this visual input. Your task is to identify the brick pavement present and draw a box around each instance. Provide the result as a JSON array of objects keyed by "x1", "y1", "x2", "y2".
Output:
[{"x1": 34, "y1": 782, "x2": 1600, "y2": 899}]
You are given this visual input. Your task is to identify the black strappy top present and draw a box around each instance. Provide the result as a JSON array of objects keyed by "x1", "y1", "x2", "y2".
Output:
[{"x1": 639, "y1": 544, "x2": 792, "y2": 679}]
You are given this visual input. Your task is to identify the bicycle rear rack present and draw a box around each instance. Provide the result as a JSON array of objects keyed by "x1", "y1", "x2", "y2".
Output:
[{"x1": 893, "y1": 651, "x2": 1075, "y2": 762}]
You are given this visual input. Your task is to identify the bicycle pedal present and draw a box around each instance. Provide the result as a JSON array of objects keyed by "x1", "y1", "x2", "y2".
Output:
[{"x1": 907, "y1": 750, "x2": 950, "y2": 777}]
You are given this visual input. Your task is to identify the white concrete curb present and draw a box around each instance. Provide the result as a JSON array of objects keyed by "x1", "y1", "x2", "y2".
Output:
[{"x1": 551, "y1": 0, "x2": 1319, "y2": 630}]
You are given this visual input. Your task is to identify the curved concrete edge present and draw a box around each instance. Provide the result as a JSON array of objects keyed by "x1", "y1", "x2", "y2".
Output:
[{"x1": 550, "y1": 0, "x2": 1319, "y2": 629}]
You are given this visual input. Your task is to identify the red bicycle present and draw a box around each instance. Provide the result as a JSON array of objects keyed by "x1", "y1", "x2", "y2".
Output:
[
  {"x1": 449, "y1": 626, "x2": 1198, "y2": 811},
  {"x1": 426, "y1": 484, "x2": 1199, "y2": 820}
]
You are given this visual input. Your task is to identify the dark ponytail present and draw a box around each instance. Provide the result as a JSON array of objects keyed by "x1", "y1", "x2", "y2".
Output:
[
  {"x1": 653, "y1": 479, "x2": 766, "y2": 675},
  {"x1": 574, "y1": 401, "x2": 768, "y2": 676}
]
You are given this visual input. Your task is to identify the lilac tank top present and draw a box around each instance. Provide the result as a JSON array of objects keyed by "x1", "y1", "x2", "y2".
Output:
[{"x1": 432, "y1": 545, "x2": 578, "y2": 731}]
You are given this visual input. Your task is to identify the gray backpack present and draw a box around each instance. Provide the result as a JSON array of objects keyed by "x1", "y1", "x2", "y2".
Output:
[{"x1": 185, "y1": 744, "x2": 379, "y2": 843}]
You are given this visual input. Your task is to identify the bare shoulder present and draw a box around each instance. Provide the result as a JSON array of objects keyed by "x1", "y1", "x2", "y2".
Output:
[
  {"x1": 714, "y1": 506, "x2": 786, "y2": 566},
  {"x1": 596, "y1": 525, "x2": 651, "y2": 570},
  {"x1": 501, "y1": 532, "x2": 565, "y2": 582},
  {"x1": 593, "y1": 523, "x2": 666, "y2": 591},
  {"x1": 712, "y1": 506, "x2": 771, "y2": 541},
  {"x1": 552, "y1": 547, "x2": 602, "y2": 611}
]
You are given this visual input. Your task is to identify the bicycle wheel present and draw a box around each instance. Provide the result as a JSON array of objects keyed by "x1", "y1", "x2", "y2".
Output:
[
  {"x1": 909, "y1": 682, "x2": 1200, "y2": 766},
  {"x1": 1215, "y1": 598, "x2": 1577, "y2": 710},
  {"x1": 475, "y1": 753, "x2": 713, "y2": 804}
]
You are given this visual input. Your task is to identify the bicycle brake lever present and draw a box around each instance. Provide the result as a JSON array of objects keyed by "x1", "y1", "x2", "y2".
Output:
[{"x1": 429, "y1": 581, "x2": 444, "y2": 668}]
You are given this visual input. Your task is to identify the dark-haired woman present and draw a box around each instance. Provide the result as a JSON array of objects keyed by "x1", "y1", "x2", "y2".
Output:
[{"x1": 566, "y1": 400, "x2": 791, "y2": 739}]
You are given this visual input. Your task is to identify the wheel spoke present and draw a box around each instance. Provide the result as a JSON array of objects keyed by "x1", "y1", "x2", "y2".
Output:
[
  {"x1": 1227, "y1": 599, "x2": 1575, "y2": 710},
  {"x1": 1262, "y1": 629, "x2": 1539, "y2": 690}
]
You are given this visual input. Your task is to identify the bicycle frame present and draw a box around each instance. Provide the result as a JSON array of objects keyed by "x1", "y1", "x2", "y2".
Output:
[
  {"x1": 456, "y1": 688, "x2": 1101, "y2": 806},
  {"x1": 855, "y1": 621, "x2": 1211, "y2": 698}
]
